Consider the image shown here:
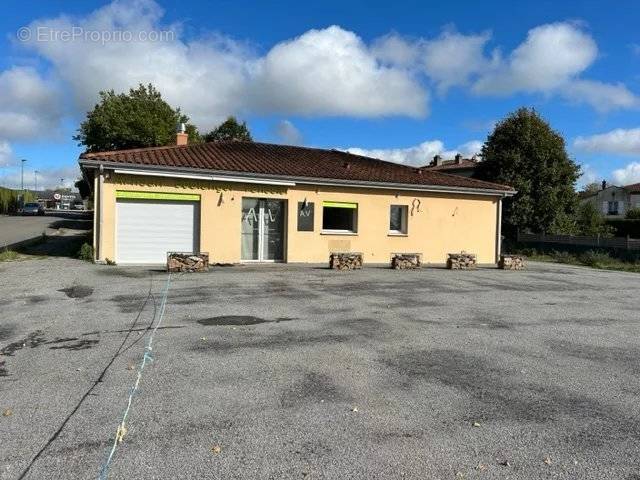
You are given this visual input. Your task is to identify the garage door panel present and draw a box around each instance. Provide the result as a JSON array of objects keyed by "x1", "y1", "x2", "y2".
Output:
[{"x1": 116, "y1": 199, "x2": 199, "y2": 264}]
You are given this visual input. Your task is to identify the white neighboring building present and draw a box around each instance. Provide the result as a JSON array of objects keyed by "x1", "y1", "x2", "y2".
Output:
[{"x1": 580, "y1": 181, "x2": 640, "y2": 218}]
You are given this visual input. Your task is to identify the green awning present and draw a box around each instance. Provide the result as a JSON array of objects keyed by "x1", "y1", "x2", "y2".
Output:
[
  {"x1": 322, "y1": 201, "x2": 357, "y2": 209},
  {"x1": 116, "y1": 190, "x2": 200, "y2": 201}
]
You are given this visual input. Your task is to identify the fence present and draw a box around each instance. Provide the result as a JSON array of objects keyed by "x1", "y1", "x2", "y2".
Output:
[{"x1": 517, "y1": 232, "x2": 640, "y2": 251}]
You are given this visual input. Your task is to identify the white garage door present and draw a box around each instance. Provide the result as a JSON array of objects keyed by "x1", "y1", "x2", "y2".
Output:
[{"x1": 116, "y1": 198, "x2": 200, "y2": 264}]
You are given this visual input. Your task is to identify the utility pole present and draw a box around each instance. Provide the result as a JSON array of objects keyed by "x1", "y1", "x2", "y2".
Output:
[
  {"x1": 34, "y1": 170, "x2": 39, "y2": 192},
  {"x1": 21, "y1": 159, "x2": 27, "y2": 191}
]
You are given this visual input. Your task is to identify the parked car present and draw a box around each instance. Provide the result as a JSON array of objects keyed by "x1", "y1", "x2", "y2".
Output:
[
  {"x1": 20, "y1": 202, "x2": 45, "y2": 216},
  {"x1": 72, "y1": 201, "x2": 85, "y2": 210}
]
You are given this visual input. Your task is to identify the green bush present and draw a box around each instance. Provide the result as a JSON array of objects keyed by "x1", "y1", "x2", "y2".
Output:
[
  {"x1": 0, "y1": 249, "x2": 19, "y2": 262},
  {"x1": 606, "y1": 218, "x2": 640, "y2": 238},
  {"x1": 579, "y1": 250, "x2": 611, "y2": 268},
  {"x1": 552, "y1": 250, "x2": 573, "y2": 264},
  {"x1": 626, "y1": 208, "x2": 640, "y2": 220},
  {"x1": 77, "y1": 243, "x2": 94, "y2": 262}
]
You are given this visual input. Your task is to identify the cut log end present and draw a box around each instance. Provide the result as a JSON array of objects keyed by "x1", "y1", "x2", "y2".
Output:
[
  {"x1": 391, "y1": 253, "x2": 422, "y2": 270},
  {"x1": 446, "y1": 252, "x2": 477, "y2": 270},
  {"x1": 498, "y1": 254, "x2": 526, "y2": 270},
  {"x1": 329, "y1": 252, "x2": 363, "y2": 270},
  {"x1": 167, "y1": 252, "x2": 209, "y2": 273}
]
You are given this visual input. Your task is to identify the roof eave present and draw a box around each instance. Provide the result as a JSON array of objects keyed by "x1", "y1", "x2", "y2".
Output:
[{"x1": 79, "y1": 159, "x2": 516, "y2": 197}]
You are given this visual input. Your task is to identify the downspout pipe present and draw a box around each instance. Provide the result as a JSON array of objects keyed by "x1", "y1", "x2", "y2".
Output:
[{"x1": 98, "y1": 164, "x2": 104, "y2": 263}]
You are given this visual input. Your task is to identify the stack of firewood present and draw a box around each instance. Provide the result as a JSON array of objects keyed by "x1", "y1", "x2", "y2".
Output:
[
  {"x1": 167, "y1": 252, "x2": 209, "y2": 273},
  {"x1": 391, "y1": 253, "x2": 422, "y2": 270},
  {"x1": 499, "y1": 254, "x2": 526, "y2": 270},
  {"x1": 447, "y1": 252, "x2": 477, "y2": 270},
  {"x1": 329, "y1": 252, "x2": 363, "y2": 270}
]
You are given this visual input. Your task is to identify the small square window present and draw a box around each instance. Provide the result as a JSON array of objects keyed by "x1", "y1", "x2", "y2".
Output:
[{"x1": 389, "y1": 205, "x2": 408, "y2": 234}]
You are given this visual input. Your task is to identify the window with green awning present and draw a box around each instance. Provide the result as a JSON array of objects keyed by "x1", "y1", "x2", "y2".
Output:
[{"x1": 322, "y1": 201, "x2": 358, "y2": 232}]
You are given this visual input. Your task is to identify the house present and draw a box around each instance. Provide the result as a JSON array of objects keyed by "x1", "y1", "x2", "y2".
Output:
[
  {"x1": 79, "y1": 133, "x2": 515, "y2": 265},
  {"x1": 421, "y1": 154, "x2": 480, "y2": 178},
  {"x1": 580, "y1": 180, "x2": 640, "y2": 218},
  {"x1": 35, "y1": 190, "x2": 82, "y2": 210}
]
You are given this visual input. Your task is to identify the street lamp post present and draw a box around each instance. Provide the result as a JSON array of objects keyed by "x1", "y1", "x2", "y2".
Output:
[
  {"x1": 21, "y1": 159, "x2": 27, "y2": 191},
  {"x1": 20, "y1": 159, "x2": 27, "y2": 209}
]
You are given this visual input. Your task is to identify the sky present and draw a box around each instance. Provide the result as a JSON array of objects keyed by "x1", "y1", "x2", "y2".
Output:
[{"x1": 1, "y1": 0, "x2": 640, "y2": 190}]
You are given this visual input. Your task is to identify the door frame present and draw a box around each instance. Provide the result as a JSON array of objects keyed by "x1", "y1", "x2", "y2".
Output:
[
  {"x1": 115, "y1": 196, "x2": 200, "y2": 265},
  {"x1": 241, "y1": 197, "x2": 287, "y2": 263}
]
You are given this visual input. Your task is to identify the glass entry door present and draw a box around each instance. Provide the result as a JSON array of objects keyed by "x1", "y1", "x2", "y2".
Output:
[{"x1": 241, "y1": 198, "x2": 285, "y2": 261}]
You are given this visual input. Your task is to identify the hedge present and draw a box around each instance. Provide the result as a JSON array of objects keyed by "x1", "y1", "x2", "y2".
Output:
[
  {"x1": 0, "y1": 187, "x2": 36, "y2": 214},
  {"x1": 606, "y1": 219, "x2": 640, "y2": 239}
]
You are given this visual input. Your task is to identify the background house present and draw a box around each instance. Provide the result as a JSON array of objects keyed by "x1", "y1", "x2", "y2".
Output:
[
  {"x1": 580, "y1": 181, "x2": 640, "y2": 218},
  {"x1": 421, "y1": 154, "x2": 480, "y2": 178}
]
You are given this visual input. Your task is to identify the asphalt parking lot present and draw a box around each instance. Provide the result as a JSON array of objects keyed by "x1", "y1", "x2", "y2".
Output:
[
  {"x1": 1, "y1": 259, "x2": 639, "y2": 479},
  {"x1": 0, "y1": 211, "x2": 92, "y2": 249}
]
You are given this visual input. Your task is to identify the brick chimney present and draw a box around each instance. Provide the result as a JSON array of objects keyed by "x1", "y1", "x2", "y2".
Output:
[
  {"x1": 176, "y1": 123, "x2": 188, "y2": 146},
  {"x1": 433, "y1": 155, "x2": 443, "y2": 166},
  {"x1": 454, "y1": 153, "x2": 463, "y2": 164}
]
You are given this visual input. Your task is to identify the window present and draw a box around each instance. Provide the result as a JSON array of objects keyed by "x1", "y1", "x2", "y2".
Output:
[
  {"x1": 608, "y1": 201, "x2": 619, "y2": 215},
  {"x1": 322, "y1": 201, "x2": 357, "y2": 233},
  {"x1": 389, "y1": 205, "x2": 408, "y2": 234}
]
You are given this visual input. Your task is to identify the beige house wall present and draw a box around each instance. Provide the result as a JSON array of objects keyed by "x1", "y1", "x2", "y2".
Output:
[{"x1": 98, "y1": 173, "x2": 501, "y2": 265}]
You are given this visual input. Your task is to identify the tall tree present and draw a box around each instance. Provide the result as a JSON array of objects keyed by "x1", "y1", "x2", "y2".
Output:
[
  {"x1": 204, "y1": 116, "x2": 252, "y2": 142},
  {"x1": 474, "y1": 108, "x2": 580, "y2": 236},
  {"x1": 74, "y1": 84, "x2": 199, "y2": 152},
  {"x1": 581, "y1": 182, "x2": 601, "y2": 196}
]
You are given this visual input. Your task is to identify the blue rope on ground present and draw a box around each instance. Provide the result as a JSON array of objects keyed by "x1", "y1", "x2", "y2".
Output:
[{"x1": 98, "y1": 273, "x2": 172, "y2": 480}]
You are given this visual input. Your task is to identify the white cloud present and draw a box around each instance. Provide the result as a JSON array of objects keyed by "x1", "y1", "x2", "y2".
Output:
[
  {"x1": 422, "y1": 30, "x2": 492, "y2": 93},
  {"x1": 612, "y1": 162, "x2": 640, "y2": 185},
  {"x1": 0, "y1": 141, "x2": 14, "y2": 167},
  {"x1": 474, "y1": 23, "x2": 597, "y2": 95},
  {"x1": 250, "y1": 26, "x2": 427, "y2": 117},
  {"x1": 471, "y1": 22, "x2": 640, "y2": 111},
  {"x1": 274, "y1": 120, "x2": 303, "y2": 145},
  {"x1": 345, "y1": 139, "x2": 482, "y2": 167},
  {"x1": 372, "y1": 29, "x2": 492, "y2": 93},
  {"x1": 574, "y1": 128, "x2": 640, "y2": 155},
  {"x1": 24, "y1": 1, "x2": 249, "y2": 130},
  {"x1": 0, "y1": 67, "x2": 62, "y2": 140},
  {"x1": 371, "y1": 34, "x2": 420, "y2": 66},
  {"x1": 578, "y1": 163, "x2": 599, "y2": 188},
  {"x1": 456, "y1": 140, "x2": 483, "y2": 157},
  {"x1": 23, "y1": 4, "x2": 427, "y2": 126},
  {"x1": 563, "y1": 80, "x2": 640, "y2": 112}
]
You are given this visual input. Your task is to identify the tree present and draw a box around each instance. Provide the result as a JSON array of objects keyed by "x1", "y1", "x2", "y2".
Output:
[
  {"x1": 581, "y1": 182, "x2": 601, "y2": 196},
  {"x1": 75, "y1": 178, "x2": 92, "y2": 199},
  {"x1": 474, "y1": 108, "x2": 580, "y2": 237},
  {"x1": 576, "y1": 201, "x2": 614, "y2": 236},
  {"x1": 74, "y1": 84, "x2": 199, "y2": 152},
  {"x1": 204, "y1": 116, "x2": 252, "y2": 142}
]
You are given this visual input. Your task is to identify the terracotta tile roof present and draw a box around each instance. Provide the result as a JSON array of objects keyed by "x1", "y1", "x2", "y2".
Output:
[
  {"x1": 626, "y1": 182, "x2": 640, "y2": 193},
  {"x1": 79, "y1": 141, "x2": 513, "y2": 192},
  {"x1": 422, "y1": 158, "x2": 479, "y2": 171}
]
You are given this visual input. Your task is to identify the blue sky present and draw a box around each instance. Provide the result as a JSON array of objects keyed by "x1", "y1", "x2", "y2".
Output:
[{"x1": 1, "y1": 0, "x2": 640, "y2": 190}]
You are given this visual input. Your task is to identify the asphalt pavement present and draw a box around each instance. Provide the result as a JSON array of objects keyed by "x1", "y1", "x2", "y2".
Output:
[
  {"x1": 0, "y1": 211, "x2": 92, "y2": 249},
  {"x1": 1, "y1": 259, "x2": 639, "y2": 479}
]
